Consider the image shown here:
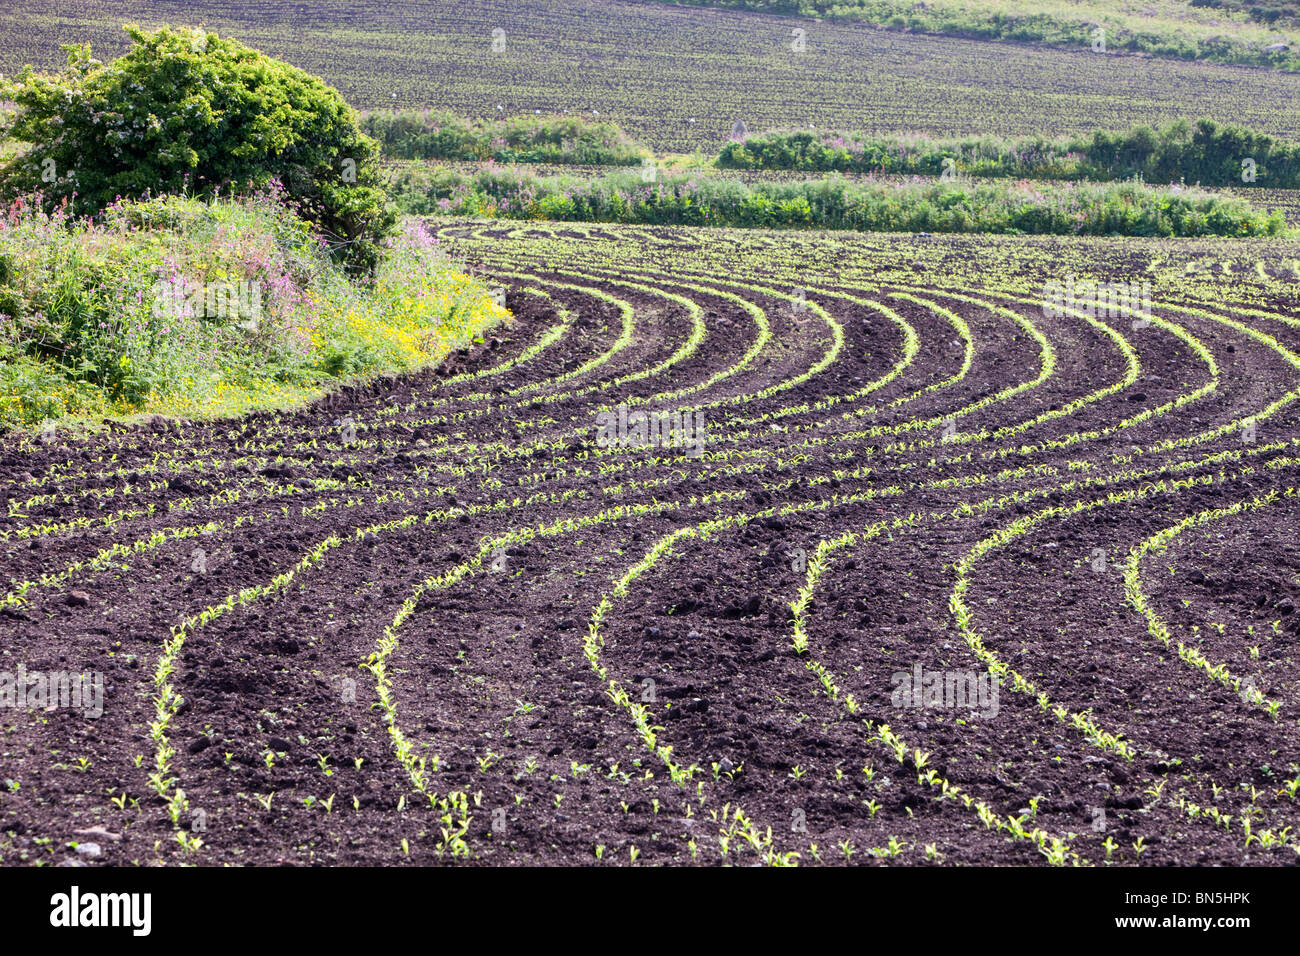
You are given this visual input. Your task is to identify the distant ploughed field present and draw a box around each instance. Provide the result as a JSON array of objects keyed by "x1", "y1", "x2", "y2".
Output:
[{"x1": 2, "y1": 0, "x2": 1299, "y2": 151}]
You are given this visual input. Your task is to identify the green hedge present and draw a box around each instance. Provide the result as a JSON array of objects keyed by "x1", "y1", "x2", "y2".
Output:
[
  {"x1": 717, "y1": 120, "x2": 1300, "y2": 188},
  {"x1": 388, "y1": 165, "x2": 1285, "y2": 237}
]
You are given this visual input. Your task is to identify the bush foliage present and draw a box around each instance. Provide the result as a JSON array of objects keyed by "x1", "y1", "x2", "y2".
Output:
[{"x1": 0, "y1": 26, "x2": 396, "y2": 273}]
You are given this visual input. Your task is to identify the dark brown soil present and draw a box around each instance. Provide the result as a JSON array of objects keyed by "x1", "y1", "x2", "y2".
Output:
[{"x1": 2, "y1": 222, "x2": 1299, "y2": 867}]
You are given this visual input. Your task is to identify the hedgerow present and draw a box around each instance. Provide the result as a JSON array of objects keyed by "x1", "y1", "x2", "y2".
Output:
[
  {"x1": 717, "y1": 120, "x2": 1300, "y2": 189},
  {"x1": 393, "y1": 164, "x2": 1284, "y2": 237}
]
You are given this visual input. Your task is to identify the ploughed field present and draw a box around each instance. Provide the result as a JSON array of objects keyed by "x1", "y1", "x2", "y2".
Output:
[
  {"x1": 4, "y1": 222, "x2": 1300, "y2": 866},
  {"x1": 6, "y1": 0, "x2": 1300, "y2": 149}
]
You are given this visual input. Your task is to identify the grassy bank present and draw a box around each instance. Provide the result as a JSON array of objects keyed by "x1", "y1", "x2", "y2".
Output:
[{"x1": 0, "y1": 192, "x2": 507, "y2": 428}]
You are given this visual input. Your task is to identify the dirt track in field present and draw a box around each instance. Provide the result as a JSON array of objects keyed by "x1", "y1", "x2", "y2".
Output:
[{"x1": 3, "y1": 221, "x2": 1300, "y2": 867}]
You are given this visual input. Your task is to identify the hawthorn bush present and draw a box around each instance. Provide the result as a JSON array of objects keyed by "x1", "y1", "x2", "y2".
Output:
[{"x1": 0, "y1": 25, "x2": 395, "y2": 273}]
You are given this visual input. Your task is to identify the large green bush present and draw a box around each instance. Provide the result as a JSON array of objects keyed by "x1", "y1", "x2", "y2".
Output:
[{"x1": 0, "y1": 26, "x2": 395, "y2": 273}]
